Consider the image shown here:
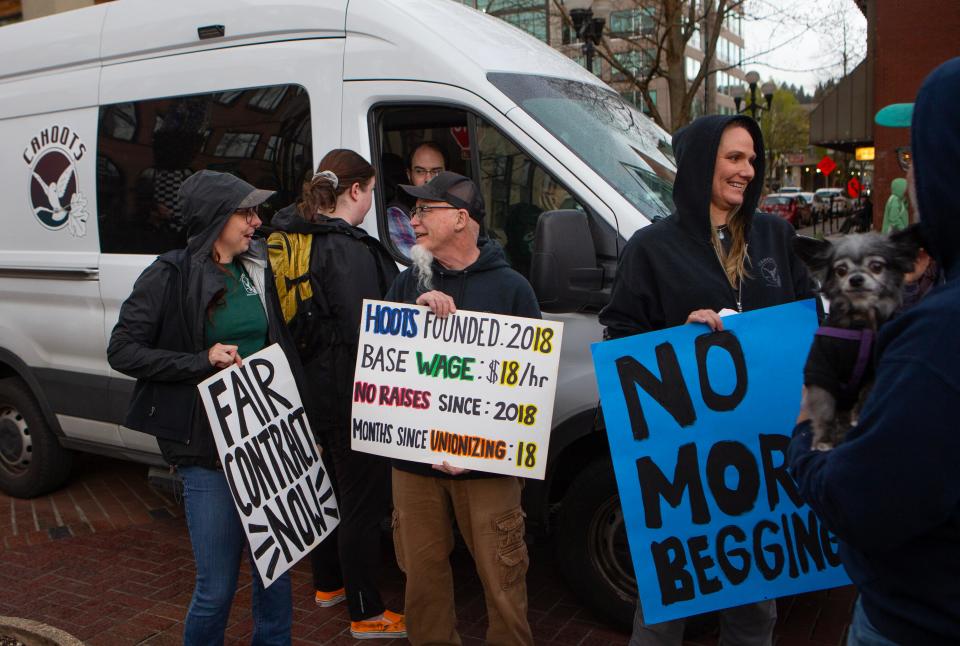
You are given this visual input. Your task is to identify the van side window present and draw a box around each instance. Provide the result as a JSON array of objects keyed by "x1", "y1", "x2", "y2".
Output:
[
  {"x1": 96, "y1": 84, "x2": 312, "y2": 255},
  {"x1": 374, "y1": 106, "x2": 589, "y2": 280}
]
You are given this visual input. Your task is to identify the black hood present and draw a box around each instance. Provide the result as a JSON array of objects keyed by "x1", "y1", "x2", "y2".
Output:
[
  {"x1": 671, "y1": 114, "x2": 765, "y2": 242},
  {"x1": 431, "y1": 236, "x2": 511, "y2": 277},
  {"x1": 181, "y1": 170, "x2": 261, "y2": 258},
  {"x1": 912, "y1": 57, "x2": 960, "y2": 277}
]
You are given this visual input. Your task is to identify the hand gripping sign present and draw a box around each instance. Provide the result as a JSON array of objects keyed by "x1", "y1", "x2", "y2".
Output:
[
  {"x1": 198, "y1": 344, "x2": 339, "y2": 587},
  {"x1": 351, "y1": 300, "x2": 563, "y2": 479},
  {"x1": 591, "y1": 300, "x2": 848, "y2": 624}
]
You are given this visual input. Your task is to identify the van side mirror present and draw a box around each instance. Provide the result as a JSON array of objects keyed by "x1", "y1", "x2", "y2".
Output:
[{"x1": 530, "y1": 210, "x2": 608, "y2": 313}]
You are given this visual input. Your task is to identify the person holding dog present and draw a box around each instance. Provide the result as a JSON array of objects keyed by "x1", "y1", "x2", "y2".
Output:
[
  {"x1": 600, "y1": 114, "x2": 814, "y2": 645},
  {"x1": 788, "y1": 57, "x2": 960, "y2": 645}
]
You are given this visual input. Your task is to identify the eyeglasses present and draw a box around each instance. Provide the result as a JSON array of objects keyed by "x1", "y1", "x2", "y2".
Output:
[
  {"x1": 896, "y1": 146, "x2": 912, "y2": 172},
  {"x1": 409, "y1": 205, "x2": 459, "y2": 220},
  {"x1": 235, "y1": 206, "x2": 260, "y2": 224},
  {"x1": 411, "y1": 167, "x2": 444, "y2": 180}
]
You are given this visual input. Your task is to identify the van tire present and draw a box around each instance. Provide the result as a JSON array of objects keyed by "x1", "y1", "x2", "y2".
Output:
[
  {"x1": 555, "y1": 458, "x2": 719, "y2": 637},
  {"x1": 555, "y1": 458, "x2": 636, "y2": 629},
  {"x1": 0, "y1": 378, "x2": 72, "y2": 498}
]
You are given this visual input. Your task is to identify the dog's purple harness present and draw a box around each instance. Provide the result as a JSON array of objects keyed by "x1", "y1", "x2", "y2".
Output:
[{"x1": 814, "y1": 326, "x2": 876, "y2": 393}]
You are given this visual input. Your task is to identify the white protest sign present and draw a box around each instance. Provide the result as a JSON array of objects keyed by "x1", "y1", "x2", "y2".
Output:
[
  {"x1": 197, "y1": 343, "x2": 339, "y2": 587},
  {"x1": 351, "y1": 299, "x2": 563, "y2": 479}
]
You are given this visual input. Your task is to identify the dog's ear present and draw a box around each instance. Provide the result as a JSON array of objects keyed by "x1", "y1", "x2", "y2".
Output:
[
  {"x1": 793, "y1": 235, "x2": 833, "y2": 272},
  {"x1": 889, "y1": 223, "x2": 926, "y2": 273}
]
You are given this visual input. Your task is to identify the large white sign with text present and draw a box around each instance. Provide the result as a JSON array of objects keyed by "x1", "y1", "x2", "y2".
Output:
[
  {"x1": 351, "y1": 300, "x2": 563, "y2": 479},
  {"x1": 198, "y1": 344, "x2": 339, "y2": 586}
]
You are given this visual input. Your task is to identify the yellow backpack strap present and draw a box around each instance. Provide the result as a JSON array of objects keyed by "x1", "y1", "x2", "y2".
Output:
[{"x1": 267, "y1": 230, "x2": 313, "y2": 324}]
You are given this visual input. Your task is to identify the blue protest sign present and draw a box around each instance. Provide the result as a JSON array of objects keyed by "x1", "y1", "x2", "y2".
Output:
[{"x1": 591, "y1": 300, "x2": 848, "y2": 624}]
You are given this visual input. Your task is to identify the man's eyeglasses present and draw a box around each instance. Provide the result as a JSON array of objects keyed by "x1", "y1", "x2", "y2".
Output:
[
  {"x1": 409, "y1": 205, "x2": 459, "y2": 220},
  {"x1": 411, "y1": 167, "x2": 444, "y2": 180},
  {"x1": 235, "y1": 206, "x2": 260, "y2": 224},
  {"x1": 896, "y1": 146, "x2": 912, "y2": 172}
]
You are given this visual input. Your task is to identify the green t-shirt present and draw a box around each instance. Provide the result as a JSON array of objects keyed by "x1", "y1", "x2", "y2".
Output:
[{"x1": 205, "y1": 260, "x2": 269, "y2": 359}]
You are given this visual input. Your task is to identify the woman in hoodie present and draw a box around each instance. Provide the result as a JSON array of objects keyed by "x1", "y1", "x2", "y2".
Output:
[
  {"x1": 600, "y1": 115, "x2": 813, "y2": 645},
  {"x1": 269, "y1": 149, "x2": 404, "y2": 639},
  {"x1": 108, "y1": 170, "x2": 301, "y2": 645},
  {"x1": 882, "y1": 177, "x2": 909, "y2": 232}
]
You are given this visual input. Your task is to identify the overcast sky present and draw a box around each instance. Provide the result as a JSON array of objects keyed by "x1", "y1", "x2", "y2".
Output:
[{"x1": 741, "y1": 0, "x2": 867, "y2": 94}]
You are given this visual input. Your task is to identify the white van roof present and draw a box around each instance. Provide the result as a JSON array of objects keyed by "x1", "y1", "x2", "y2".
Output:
[{"x1": 1, "y1": 0, "x2": 602, "y2": 96}]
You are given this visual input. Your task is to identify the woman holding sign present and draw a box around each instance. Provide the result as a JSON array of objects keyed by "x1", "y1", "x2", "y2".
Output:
[
  {"x1": 109, "y1": 170, "x2": 304, "y2": 645},
  {"x1": 269, "y1": 150, "x2": 405, "y2": 639},
  {"x1": 600, "y1": 115, "x2": 813, "y2": 645}
]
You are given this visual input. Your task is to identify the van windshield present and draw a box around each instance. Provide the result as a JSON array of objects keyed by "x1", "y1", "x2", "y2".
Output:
[{"x1": 489, "y1": 72, "x2": 676, "y2": 222}]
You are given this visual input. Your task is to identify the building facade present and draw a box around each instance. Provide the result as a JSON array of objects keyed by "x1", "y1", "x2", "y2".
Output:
[{"x1": 811, "y1": 0, "x2": 960, "y2": 226}]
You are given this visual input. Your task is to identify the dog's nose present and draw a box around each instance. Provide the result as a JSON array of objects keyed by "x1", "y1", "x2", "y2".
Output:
[{"x1": 849, "y1": 274, "x2": 865, "y2": 288}]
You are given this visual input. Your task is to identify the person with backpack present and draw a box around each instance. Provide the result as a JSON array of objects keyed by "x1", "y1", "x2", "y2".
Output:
[
  {"x1": 108, "y1": 170, "x2": 302, "y2": 645},
  {"x1": 267, "y1": 149, "x2": 403, "y2": 639}
]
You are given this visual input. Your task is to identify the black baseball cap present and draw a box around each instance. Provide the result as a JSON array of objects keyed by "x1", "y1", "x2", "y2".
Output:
[{"x1": 400, "y1": 171, "x2": 485, "y2": 222}]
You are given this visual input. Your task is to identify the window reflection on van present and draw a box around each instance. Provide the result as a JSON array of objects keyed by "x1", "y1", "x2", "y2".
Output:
[
  {"x1": 96, "y1": 84, "x2": 312, "y2": 255},
  {"x1": 488, "y1": 73, "x2": 677, "y2": 222}
]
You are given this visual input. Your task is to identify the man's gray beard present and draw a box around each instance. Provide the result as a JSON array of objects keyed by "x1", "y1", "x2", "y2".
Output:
[{"x1": 409, "y1": 244, "x2": 435, "y2": 292}]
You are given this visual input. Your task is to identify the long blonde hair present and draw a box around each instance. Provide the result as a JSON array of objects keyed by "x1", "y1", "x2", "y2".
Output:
[{"x1": 711, "y1": 205, "x2": 751, "y2": 288}]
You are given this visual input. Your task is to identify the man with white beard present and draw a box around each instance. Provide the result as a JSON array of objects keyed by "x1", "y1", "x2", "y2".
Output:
[{"x1": 384, "y1": 171, "x2": 540, "y2": 645}]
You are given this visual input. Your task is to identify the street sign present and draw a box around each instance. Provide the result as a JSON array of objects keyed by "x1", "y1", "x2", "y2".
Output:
[
  {"x1": 855, "y1": 146, "x2": 875, "y2": 161},
  {"x1": 847, "y1": 177, "x2": 862, "y2": 199},
  {"x1": 817, "y1": 156, "x2": 837, "y2": 176}
]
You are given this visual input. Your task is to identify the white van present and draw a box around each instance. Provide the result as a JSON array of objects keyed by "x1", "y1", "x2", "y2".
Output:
[{"x1": 0, "y1": 0, "x2": 677, "y2": 627}]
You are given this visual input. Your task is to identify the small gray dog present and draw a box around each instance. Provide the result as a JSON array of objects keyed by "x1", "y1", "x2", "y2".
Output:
[{"x1": 793, "y1": 225, "x2": 923, "y2": 449}]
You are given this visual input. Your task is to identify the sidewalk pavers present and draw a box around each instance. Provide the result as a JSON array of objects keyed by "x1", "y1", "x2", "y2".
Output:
[{"x1": 0, "y1": 456, "x2": 854, "y2": 645}]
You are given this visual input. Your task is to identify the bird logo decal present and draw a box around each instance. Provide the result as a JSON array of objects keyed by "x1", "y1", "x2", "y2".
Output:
[{"x1": 28, "y1": 148, "x2": 89, "y2": 237}]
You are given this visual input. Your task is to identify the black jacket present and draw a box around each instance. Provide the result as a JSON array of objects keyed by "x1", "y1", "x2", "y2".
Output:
[
  {"x1": 600, "y1": 114, "x2": 813, "y2": 339},
  {"x1": 108, "y1": 171, "x2": 304, "y2": 468},
  {"x1": 269, "y1": 206, "x2": 399, "y2": 449},
  {"x1": 386, "y1": 237, "x2": 541, "y2": 479}
]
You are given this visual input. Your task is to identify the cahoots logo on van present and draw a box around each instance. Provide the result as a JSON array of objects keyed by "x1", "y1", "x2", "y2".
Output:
[{"x1": 22, "y1": 125, "x2": 89, "y2": 237}]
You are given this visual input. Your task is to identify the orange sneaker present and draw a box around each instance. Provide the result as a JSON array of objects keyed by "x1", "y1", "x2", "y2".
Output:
[
  {"x1": 314, "y1": 587, "x2": 346, "y2": 607},
  {"x1": 349, "y1": 609, "x2": 407, "y2": 639}
]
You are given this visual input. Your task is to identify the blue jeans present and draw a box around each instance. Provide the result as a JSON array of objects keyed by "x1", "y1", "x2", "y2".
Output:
[
  {"x1": 847, "y1": 598, "x2": 900, "y2": 646},
  {"x1": 179, "y1": 466, "x2": 292, "y2": 646}
]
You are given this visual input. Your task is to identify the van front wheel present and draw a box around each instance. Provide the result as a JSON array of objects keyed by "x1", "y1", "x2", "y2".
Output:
[
  {"x1": 0, "y1": 378, "x2": 72, "y2": 498},
  {"x1": 555, "y1": 458, "x2": 636, "y2": 629}
]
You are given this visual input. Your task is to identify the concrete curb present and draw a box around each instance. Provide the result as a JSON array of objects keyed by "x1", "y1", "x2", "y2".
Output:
[{"x1": 0, "y1": 617, "x2": 84, "y2": 646}]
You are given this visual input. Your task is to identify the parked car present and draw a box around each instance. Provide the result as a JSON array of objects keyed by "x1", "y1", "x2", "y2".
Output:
[
  {"x1": 796, "y1": 192, "x2": 815, "y2": 226},
  {"x1": 759, "y1": 193, "x2": 803, "y2": 228},
  {"x1": 813, "y1": 187, "x2": 852, "y2": 219},
  {"x1": 779, "y1": 186, "x2": 801, "y2": 194}
]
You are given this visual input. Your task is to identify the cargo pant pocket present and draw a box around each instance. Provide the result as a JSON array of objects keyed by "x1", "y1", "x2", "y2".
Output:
[{"x1": 494, "y1": 508, "x2": 528, "y2": 590}]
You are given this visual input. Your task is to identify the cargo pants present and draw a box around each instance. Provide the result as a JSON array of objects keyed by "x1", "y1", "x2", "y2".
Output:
[{"x1": 391, "y1": 468, "x2": 534, "y2": 646}]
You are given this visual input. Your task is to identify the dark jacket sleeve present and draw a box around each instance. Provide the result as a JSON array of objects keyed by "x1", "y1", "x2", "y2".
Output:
[
  {"x1": 107, "y1": 261, "x2": 212, "y2": 382},
  {"x1": 786, "y1": 226, "x2": 816, "y2": 301},
  {"x1": 510, "y1": 275, "x2": 542, "y2": 320},
  {"x1": 788, "y1": 339, "x2": 960, "y2": 553},
  {"x1": 320, "y1": 237, "x2": 391, "y2": 347},
  {"x1": 385, "y1": 269, "x2": 412, "y2": 304},
  {"x1": 599, "y1": 232, "x2": 665, "y2": 339}
]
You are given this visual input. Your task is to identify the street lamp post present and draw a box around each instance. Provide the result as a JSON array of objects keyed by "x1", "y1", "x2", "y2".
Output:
[
  {"x1": 566, "y1": 0, "x2": 610, "y2": 73},
  {"x1": 730, "y1": 71, "x2": 776, "y2": 121}
]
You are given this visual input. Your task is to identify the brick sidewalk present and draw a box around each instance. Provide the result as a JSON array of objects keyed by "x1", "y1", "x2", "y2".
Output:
[{"x1": 0, "y1": 456, "x2": 854, "y2": 645}]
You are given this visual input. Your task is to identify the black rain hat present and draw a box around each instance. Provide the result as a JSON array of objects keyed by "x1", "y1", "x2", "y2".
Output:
[{"x1": 400, "y1": 171, "x2": 485, "y2": 222}]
